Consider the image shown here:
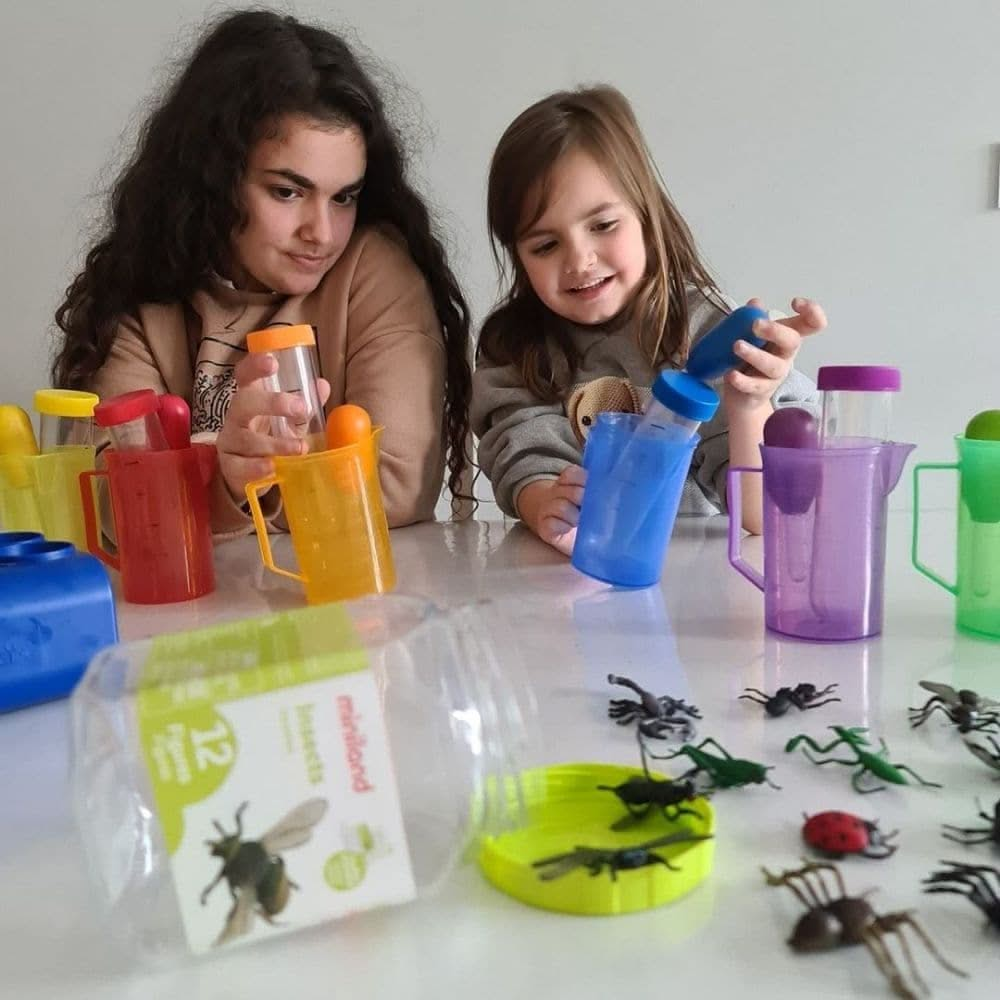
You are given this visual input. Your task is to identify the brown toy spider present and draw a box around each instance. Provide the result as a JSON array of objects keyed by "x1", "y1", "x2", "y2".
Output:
[{"x1": 761, "y1": 860, "x2": 966, "y2": 1000}]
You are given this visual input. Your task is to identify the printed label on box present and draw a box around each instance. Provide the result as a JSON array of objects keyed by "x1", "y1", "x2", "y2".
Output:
[{"x1": 135, "y1": 605, "x2": 416, "y2": 953}]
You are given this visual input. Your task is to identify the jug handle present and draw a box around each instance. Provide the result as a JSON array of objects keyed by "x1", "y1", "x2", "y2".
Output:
[
  {"x1": 911, "y1": 463, "x2": 958, "y2": 594},
  {"x1": 727, "y1": 466, "x2": 765, "y2": 591},
  {"x1": 245, "y1": 474, "x2": 305, "y2": 584},
  {"x1": 79, "y1": 468, "x2": 120, "y2": 573}
]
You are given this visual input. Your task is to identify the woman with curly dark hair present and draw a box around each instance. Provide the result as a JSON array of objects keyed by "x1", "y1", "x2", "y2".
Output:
[{"x1": 53, "y1": 9, "x2": 472, "y2": 535}]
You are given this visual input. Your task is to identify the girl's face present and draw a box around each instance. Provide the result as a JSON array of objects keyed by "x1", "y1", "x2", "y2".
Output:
[
  {"x1": 229, "y1": 114, "x2": 367, "y2": 295},
  {"x1": 515, "y1": 149, "x2": 647, "y2": 326}
]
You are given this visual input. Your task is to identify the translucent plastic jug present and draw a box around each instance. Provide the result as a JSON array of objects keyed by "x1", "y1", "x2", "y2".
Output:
[
  {"x1": 246, "y1": 429, "x2": 395, "y2": 604},
  {"x1": 70, "y1": 597, "x2": 534, "y2": 963},
  {"x1": 912, "y1": 436, "x2": 1000, "y2": 638},
  {"x1": 80, "y1": 445, "x2": 216, "y2": 604},
  {"x1": 0, "y1": 390, "x2": 99, "y2": 548},
  {"x1": 728, "y1": 442, "x2": 914, "y2": 640},
  {"x1": 571, "y1": 413, "x2": 696, "y2": 588}
]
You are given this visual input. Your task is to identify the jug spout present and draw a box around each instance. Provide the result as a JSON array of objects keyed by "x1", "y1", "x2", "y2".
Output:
[{"x1": 880, "y1": 442, "x2": 915, "y2": 496}]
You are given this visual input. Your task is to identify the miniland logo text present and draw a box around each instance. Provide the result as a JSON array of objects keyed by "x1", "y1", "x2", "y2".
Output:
[{"x1": 337, "y1": 695, "x2": 373, "y2": 793}]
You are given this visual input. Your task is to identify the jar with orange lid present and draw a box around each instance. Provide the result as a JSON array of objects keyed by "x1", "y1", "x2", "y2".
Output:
[{"x1": 246, "y1": 324, "x2": 326, "y2": 453}]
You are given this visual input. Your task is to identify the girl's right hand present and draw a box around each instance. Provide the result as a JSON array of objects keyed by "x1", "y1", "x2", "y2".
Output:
[
  {"x1": 516, "y1": 465, "x2": 587, "y2": 557},
  {"x1": 216, "y1": 352, "x2": 330, "y2": 503}
]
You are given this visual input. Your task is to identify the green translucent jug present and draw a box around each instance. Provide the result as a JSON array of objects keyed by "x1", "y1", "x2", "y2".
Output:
[{"x1": 912, "y1": 435, "x2": 1000, "y2": 639}]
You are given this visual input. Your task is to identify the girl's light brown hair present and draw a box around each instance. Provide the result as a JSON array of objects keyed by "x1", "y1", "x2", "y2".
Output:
[{"x1": 479, "y1": 85, "x2": 722, "y2": 401}]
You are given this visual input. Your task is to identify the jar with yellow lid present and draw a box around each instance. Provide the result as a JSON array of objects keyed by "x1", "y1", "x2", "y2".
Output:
[{"x1": 34, "y1": 388, "x2": 99, "y2": 451}]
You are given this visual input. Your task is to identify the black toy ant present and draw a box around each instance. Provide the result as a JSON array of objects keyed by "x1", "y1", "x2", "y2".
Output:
[
  {"x1": 942, "y1": 797, "x2": 1000, "y2": 848},
  {"x1": 597, "y1": 731, "x2": 699, "y2": 830},
  {"x1": 908, "y1": 680, "x2": 1000, "y2": 734},
  {"x1": 923, "y1": 862, "x2": 1000, "y2": 932},
  {"x1": 532, "y1": 830, "x2": 712, "y2": 882},
  {"x1": 763, "y1": 860, "x2": 966, "y2": 1000},
  {"x1": 739, "y1": 682, "x2": 840, "y2": 718},
  {"x1": 607, "y1": 673, "x2": 701, "y2": 741},
  {"x1": 598, "y1": 730, "x2": 703, "y2": 830}
]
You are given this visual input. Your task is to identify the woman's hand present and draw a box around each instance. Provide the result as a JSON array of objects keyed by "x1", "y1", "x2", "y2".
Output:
[
  {"x1": 216, "y1": 352, "x2": 331, "y2": 502},
  {"x1": 723, "y1": 297, "x2": 826, "y2": 412},
  {"x1": 516, "y1": 465, "x2": 587, "y2": 557}
]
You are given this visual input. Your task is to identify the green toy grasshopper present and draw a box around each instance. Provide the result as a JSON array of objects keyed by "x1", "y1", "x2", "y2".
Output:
[
  {"x1": 785, "y1": 725, "x2": 941, "y2": 794},
  {"x1": 648, "y1": 737, "x2": 780, "y2": 791}
]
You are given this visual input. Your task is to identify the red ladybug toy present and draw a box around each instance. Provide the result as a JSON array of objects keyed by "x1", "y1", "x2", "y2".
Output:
[{"x1": 802, "y1": 810, "x2": 898, "y2": 860}]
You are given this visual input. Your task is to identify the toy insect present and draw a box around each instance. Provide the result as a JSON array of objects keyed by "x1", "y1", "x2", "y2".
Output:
[
  {"x1": 739, "y1": 682, "x2": 841, "y2": 718},
  {"x1": 201, "y1": 797, "x2": 329, "y2": 946},
  {"x1": 598, "y1": 731, "x2": 703, "y2": 830},
  {"x1": 606, "y1": 673, "x2": 701, "y2": 741},
  {"x1": 785, "y1": 726, "x2": 941, "y2": 794},
  {"x1": 802, "y1": 810, "x2": 898, "y2": 860},
  {"x1": 648, "y1": 736, "x2": 780, "y2": 790},
  {"x1": 963, "y1": 733, "x2": 1000, "y2": 776},
  {"x1": 941, "y1": 797, "x2": 1000, "y2": 848},
  {"x1": 923, "y1": 861, "x2": 1000, "y2": 931},
  {"x1": 763, "y1": 860, "x2": 966, "y2": 1000},
  {"x1": 908, "y1": 680, "x2": 1000, "y2": 733},
  {"x1": 532, "y1": 830, "x2": 713, "y2": 882}
]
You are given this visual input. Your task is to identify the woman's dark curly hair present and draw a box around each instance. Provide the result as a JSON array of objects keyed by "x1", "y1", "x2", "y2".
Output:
[{"x1": 52, "y1": 9, "x2": 472, "y2": 505}]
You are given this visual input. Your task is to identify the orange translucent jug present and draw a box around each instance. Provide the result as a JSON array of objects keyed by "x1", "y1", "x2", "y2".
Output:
[{"x1": 245, "y1": 429, "x2": 395, "y2": 604}]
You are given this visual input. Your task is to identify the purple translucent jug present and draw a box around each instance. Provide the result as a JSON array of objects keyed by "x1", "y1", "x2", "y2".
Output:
[{"x1": 728, "y1": 442, "x2": 913, "y2": 641}]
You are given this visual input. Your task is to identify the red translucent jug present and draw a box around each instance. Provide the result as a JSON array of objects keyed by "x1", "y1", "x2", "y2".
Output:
[{"x1": 80, "y1": 445, "x2": 216, "y2": 604}]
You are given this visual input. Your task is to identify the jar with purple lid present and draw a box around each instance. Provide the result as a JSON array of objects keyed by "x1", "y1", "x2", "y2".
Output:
[{"x1": 817, "y1": 365, "x2": 901, "y2": 446}]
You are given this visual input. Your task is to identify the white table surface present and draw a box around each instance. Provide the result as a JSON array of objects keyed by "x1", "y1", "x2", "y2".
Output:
[{"x1": 4, "y1": 509, "x2": 1000, "y2": 1000}]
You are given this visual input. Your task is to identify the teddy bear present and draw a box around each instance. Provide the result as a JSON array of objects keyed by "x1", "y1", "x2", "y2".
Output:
[{"x1": 565, "y1": 375, "x2": 651, "y2": 447}]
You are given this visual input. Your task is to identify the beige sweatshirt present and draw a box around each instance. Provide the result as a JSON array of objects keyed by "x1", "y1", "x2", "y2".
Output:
[{"x1": 88, "y1": 224, "x2": 446, "y2": 539}]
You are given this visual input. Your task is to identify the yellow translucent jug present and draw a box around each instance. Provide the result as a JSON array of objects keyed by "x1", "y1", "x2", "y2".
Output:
[
  {"x1": 246, "y1": 428, "x2": 396, "y2": 604},
  {"x1": 0, "y1": 390, "x2": 98, "y2": 548}
]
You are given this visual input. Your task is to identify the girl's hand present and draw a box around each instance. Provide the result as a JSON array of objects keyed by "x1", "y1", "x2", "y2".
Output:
[
  {"x1": 516, "y1": 465, "x2": 587, "y2": 557},
  {"x1": 723, "y1": 297, "x2": 826, "y2": 413},
  {"x1": 216, "y1": 352, "x2": 331, "y2": 502}
]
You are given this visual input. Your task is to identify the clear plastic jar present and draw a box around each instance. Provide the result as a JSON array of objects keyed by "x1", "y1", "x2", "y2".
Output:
[
  {"x1": 34, "y1": 389, "x2": 98, "y2": 451},
  {"x1": 70, "y1": 596, "x2": 535, "y2": 965},
  {"x1": 817, "y1": 366, "x2": 901, "y2": 446},
  {"x1": 636, "y1": 371, "x2": 720, "y2": 441},
  {"x1": 246, "y1": 324, "x2": 326, "y2": 453},
  {"x1": 93, "y1": 389, "x2": 169, "y2": 451}
]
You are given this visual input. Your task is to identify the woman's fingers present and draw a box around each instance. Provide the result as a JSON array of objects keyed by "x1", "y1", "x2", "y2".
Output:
[
  {"x1": 219, "y1": 424, "x2": 305, "y2": 458},
  {"x1": 222, "y1": 455, "x2": 277, "y2": 490},
  {"x1": 227, "y1": 384, "x2": 308, "y2": 429},
  {"x1": 233, "y1": 350, "x2": 277, "y2": 388}
]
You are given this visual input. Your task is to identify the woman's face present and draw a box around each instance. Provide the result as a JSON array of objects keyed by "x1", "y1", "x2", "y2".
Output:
[{"x1": 229, "y1": 114, "x2": 367, "y2": 295}]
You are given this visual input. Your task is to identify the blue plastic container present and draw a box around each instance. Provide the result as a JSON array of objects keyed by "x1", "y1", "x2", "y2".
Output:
[
  {"x1": 685, "y1": 305, "x2": 768, "y2": 382},
  {"x1": 572, "y1": 413, "x2": 696, "y2": 587},
  {"x1": 0, "y1": 532, "x2": 118, "y2": 712}
]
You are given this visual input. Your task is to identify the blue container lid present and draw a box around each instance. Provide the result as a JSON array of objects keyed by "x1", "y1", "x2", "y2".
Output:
[
  {"x1": 685, "y1": 304, "x2": 768, "y2": 382},
  {"x1": 651, "y1": 371, "x2": 720, "y2": 423},
  {"x1": 0, "y1": 531, "x2": 45, "y2": 558},
  {"x1": 15, "y1": 541, "x2": 76, "y2": 562}
]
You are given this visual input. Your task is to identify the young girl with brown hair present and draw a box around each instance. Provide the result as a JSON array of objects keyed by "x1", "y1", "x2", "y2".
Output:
[{"x1": 472, "y1": 85, "x2": 825, "y2": 554}]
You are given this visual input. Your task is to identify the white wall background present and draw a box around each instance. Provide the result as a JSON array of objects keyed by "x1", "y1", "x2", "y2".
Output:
[{"x1": 1, "y1": 1, "x2": 997, "y2": 512}]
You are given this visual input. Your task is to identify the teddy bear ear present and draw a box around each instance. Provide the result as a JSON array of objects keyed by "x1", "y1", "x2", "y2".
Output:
[{"x1": 565, "y1": 385, "x2": 588, "y2": 446}]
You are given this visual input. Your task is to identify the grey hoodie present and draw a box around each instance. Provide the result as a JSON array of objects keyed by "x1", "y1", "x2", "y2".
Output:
[{"x1": 471, "y1": 289, "x2": 818, "y2": 517}]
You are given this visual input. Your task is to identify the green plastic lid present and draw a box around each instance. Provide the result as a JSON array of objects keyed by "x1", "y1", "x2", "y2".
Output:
[{"x1": 477, "y1": 762, "x2": 715, "y2": 916}]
